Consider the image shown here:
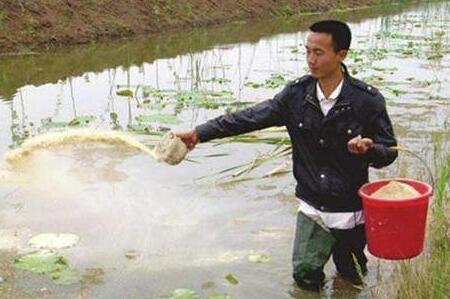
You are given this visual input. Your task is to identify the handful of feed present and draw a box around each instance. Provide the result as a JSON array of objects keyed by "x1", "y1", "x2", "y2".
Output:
[{"x1": 152, "y1": 132, "x2": 188, "y2": 165}]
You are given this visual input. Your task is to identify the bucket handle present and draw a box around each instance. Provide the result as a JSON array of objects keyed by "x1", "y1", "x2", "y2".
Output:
[{"x1": 389, "y1": 146, "x2": 435, "y2": 193}]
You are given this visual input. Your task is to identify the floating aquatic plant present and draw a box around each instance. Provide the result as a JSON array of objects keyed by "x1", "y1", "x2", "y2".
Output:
[
  {"x1": 159, "y1": 288, "x2": 199, "y2": 299},
  {"x1": 40, "y1": 115, "x2": 96, "y2": 130},
  {"x1": 28, "y1": 233, "x2": 79, "y2": 249},
  {"x1": 203, "y1": 77, "x2": 232, "y2": 84},
  {"x1": 116, "y1": 89, "x2": 134, "y2": 97},
  {"x1": 225, "y1": 273, "x2": 239, "y2": 285},
  {"x1": 13, "y1": 251, "x2": 81, "y2": 285},
  {"x1": 247, "y1": 252, "x2": 271, "y2": 263},
  {"x1": 135, "y1": 114, "x2": 182, "y2": 125},
  {"x1": 245, "y1": 73, "x2": 288, "y2": 89},
  {"x1": 207, "y1": 295, "x2": 233, "y2": 299}
]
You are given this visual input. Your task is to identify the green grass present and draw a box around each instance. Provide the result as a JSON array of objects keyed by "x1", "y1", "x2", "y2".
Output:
[
  {"x1": 276, "y1": 4, "x2": 295, "y2": 17},
  {"x1": 372, "y1": 143, "x2": 450, "y2": 299}
]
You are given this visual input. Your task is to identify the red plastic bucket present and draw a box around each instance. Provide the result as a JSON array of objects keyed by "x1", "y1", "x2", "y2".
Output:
[{"x1": 358, "y1": 178, "x2": 433, "y2": 260}]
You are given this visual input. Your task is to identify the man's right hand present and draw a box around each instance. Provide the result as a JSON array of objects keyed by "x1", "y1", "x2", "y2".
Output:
[
  {"x1": 347, "y1": 135, "x2": 373, "y2": 155},
  {"x1": 175, "y1": 129, "x2": 198, "y2": 150}
]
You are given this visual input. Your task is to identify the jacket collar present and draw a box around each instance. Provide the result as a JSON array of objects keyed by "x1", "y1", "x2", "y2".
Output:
[
  {"x1": 338, "y1": 63, "x2": 356, "y2": 103},
  {"x1": 305, "y1": 72, "x2": 355, "y2": 108},
  {"x1": 335, "y1": 74, "x2": 354, "y2": 107}
]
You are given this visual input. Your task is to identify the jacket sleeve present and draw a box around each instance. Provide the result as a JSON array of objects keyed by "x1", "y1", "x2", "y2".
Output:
[
  {"x1": 195, "y1": 85, "x2": 290, "y2": 142},
  {"x1": 364, "y1": 94, "x2": 398, "y2": 168}
]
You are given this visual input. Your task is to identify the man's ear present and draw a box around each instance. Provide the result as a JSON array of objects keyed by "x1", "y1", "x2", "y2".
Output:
[{"x1": 338, "y1": 49, "x2": 348, "y2": 62}]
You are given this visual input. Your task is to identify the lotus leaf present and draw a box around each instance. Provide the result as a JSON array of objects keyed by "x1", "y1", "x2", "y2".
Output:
[
  {"x1": 14, "y1": 251, "x2": 68, "y2": 274},
  {"x1": 160, "y1": 288, "x2": 199, "y2": 299},
  {"x1": 13, "y1": 251, "x2": 81, "y2": 285},
  {"x1": 116, "y1": 89, "x2": 134, "y2": 97},
  {"x1": 28, "y1": 233, "x2": 79, "y2": 249},
  {"x1": 135, "y1": 114, "x2": 182, "y2": 124},
  {"x1": 207, "y1": 295, "x2": 233, "y2": 299},
  {"x1": 247, "y1": 252, "x2": 271, "y2": 263},
  {"x1": 225, "y1": 273, "x2": 239, "y2": 285}
]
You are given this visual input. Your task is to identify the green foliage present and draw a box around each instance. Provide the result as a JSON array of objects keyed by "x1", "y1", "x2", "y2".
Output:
[
  {"x1": 245, "y1": 74, "x2": 288, "y2": 89},
  {"x1": 244, "y1": 82, "x2": 264, "y2": 89},
  {"x1": 207, "y1": 295, "x2": 233, "y2": 299},
  {"x1": 432, "y1": 143, "x2": 450, "y2": 216},
  {"x1": 158, "y1": 0, "x2": 192, "y2": 17},
  {"x1": 178, "y1": 2, "x2": 193, "y2": 17},
  {"x1": 381, "y1": 145, "x2": 450, "y2": 298},
  {"x1": 13, "y1": 251, "x2": 81, "y2": 285},
  {"x1": 67, "y1": 115, "x2": 96, "y2": 126},
  {"x1": 116, "y1": 89, "x2": 133, "y2": 97},
  {"x1": 40, "y1": 115, "x2": 96, "y2": 129},
  {"x1": 40, "y1": 118, "x2": 70, "y2": 129},
  {"x1": 264, "y1": 74, "x2": 287, "y2": 88},
  {"x1": 385, "y1": 87, "x2": 407, "y2": 97},
  {"x1": 127, "y1": 86, "x2": 239, "y2": 111},
  {"x1": 225, "y1": 273, "x2": 239, "y2": 285},
  {"x1": 247, "y1": 252, "x2": 271, "y2": 263},
  {"x1": 9, "y1": 107, "x2": 31, "y2": 148},
  {"x1": 110, "y1": 112, "x2": 121, "y2": 130},
  {"x1": 127, "y1": 123, "x2": 165, "y2": 135},
  {"x1": 276, "y1": 4, "x2": 295, "y2": 17},
  {"x1": 174, "y1": 90, "x2": 234, "y2": 110},
  {"x1": 14, "y1": 251, "x2": 68, "y2": 274},
  {"x1": 203, "y1": 77, "x2": 232, "y2": 84},
  {"x1": 159, "y1": 288, "x2": 199, "y2": 299},
  {"x1": 135, "y1": 114, "x2": 182, "y2": 124}
]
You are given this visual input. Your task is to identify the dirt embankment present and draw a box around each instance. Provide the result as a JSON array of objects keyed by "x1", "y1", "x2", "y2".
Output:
[{"x1": 0, "y1": 0, "x2": 381, "y2": 54}]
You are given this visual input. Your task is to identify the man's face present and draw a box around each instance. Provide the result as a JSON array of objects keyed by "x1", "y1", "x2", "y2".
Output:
[{"x1": 305, "y1": 32, "x2": 347, "y2": 79}]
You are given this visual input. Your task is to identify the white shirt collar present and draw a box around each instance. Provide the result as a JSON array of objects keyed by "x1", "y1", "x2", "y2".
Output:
[{"x1": 316, "y1": 79, "x2": 344, "y2": 102}]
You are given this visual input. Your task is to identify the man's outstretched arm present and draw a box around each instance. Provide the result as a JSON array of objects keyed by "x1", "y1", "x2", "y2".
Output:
[{"x1": 176, "y1": 84, "x2": 292, "y2": 148}]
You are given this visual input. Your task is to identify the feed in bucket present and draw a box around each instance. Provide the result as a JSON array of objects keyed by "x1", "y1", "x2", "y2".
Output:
[
  {"x1": 359, "y1": 178, "x2": 433, "y2": 260},
  {"x1": 370, "y1": 181, "x2": 421, "y2": 200}
]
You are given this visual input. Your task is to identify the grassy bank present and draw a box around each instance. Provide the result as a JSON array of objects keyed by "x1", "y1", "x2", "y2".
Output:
[
  {"x1": 0, "y1": 0, "x2": 425, "y2": 54},
  {"x1": 373, "y1": 142, "x2": 450, "y2": 298}
]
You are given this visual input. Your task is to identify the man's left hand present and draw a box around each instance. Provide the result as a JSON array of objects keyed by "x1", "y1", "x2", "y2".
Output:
[{"x1": 347, "y1": 135, "x2": 373, "y2": 154}]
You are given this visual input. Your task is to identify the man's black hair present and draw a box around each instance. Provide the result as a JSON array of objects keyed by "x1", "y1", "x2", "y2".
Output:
[{"x1": 309, "y1": 20, "x2": 352, "y2": 52}]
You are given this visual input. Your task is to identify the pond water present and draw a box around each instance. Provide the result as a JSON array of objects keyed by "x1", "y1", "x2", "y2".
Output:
[{"x1": 0, "y1": 2, "x2": 449, "y2": 298}]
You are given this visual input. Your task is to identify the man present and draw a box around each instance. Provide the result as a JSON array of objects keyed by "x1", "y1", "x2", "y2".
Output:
[{"x1": 176, "y1": 20, "x2": 397, "y2": 291}]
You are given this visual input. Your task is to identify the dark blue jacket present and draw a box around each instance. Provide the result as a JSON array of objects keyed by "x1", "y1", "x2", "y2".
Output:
[{"x1": 196, "y1": 73, "x2": 397, "y2": 212}]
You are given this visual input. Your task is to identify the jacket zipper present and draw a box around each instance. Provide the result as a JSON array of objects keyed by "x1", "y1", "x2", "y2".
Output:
[{"x1": 305, "y1": 94, "x2": 322, "y2": 114}]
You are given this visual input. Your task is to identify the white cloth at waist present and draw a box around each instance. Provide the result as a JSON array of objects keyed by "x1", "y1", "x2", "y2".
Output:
[{"x1": 297, "y1": 198, "x2": 364, "y2": 231}]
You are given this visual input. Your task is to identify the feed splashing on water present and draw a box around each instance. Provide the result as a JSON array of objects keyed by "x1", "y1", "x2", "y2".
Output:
[{"x1": 2, "y1": 129, "x2": 188, "y2": 170}]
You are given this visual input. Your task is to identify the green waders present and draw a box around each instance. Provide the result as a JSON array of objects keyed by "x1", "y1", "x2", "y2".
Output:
[{"x1": 292, "y1": 212, "x2": 367, "y2": 291}]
